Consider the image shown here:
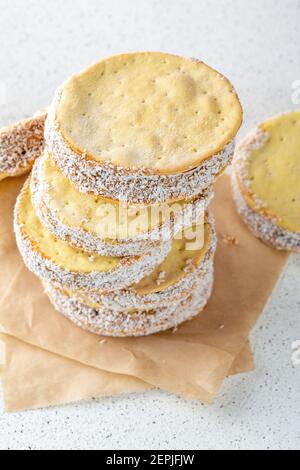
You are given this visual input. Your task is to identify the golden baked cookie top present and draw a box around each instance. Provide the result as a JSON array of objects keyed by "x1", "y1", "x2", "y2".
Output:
[
  {"x1": 17, "y1": 183, "x2": 122, "y2": 273},
  {"x1": 38, "y1": 153, "x2": 206, "y2": 241},
  {"x1": 236, "y1": 110, "x2": 300, "y2": 233},
  {"x1": 133, "y1": 221, "x2": 211, "y2": 295},
  {"x1": 66, "y1": 220, "x2": 211, "y2": 308},
  {"x1": 56, "y1": 52, "x2": 242, "y2": 174}
]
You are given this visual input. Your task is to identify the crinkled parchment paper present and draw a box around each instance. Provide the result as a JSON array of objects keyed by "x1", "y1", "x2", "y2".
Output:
[{"x1": 0, "y1": 175, "x2": 288, "y2": 411}]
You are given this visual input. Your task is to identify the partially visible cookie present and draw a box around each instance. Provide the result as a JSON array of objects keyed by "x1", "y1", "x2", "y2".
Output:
[
  {"x1": 51, "y1": 214, "x2": 216, "y2": 311},
  {"x1": 14, "y1": 180, "x2": 171, "y2": 293},
  {"x1": 30, "y1": 152, "x2": 211, "y2": 257},
  {"x1": 0, "y1": 110, "x2": 46, "y2": 181},
  {"x1": 232, "y1": 110, "x2": 300, "y2": 252},
  {"x1": 44, "y1": 268, "x2": 214, "y2": 337}
]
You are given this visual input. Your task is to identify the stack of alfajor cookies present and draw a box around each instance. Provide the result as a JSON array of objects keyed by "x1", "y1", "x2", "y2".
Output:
[{"x1": 14, "y1": 52, "x2": 243, "y2": 336}]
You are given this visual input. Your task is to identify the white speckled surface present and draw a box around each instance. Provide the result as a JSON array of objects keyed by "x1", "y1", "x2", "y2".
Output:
[{"x1": 0, "y1": 0, "x2": 299, "y2": 450}]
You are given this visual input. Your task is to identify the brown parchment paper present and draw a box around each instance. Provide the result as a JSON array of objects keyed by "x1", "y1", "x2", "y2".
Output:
[
  {"x1": 0, "y1": 334, "x2": 253, "y2": 412},
  {"x1": 0, "y1": 333, "x2": 151, "y2": 412},
  {"x1": 0, "y1": 174, "x2": 288, "y2": 408}
]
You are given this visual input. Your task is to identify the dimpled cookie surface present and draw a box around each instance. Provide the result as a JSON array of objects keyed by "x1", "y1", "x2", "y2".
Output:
[
  {"x1": 241, "y1": 111, "x2": 300, "y2": 232},
  {"x1": 57, "y1": 52, "x2": 242, "y2": 174},
  {"x1": 40, "y1": 153, "x2": 197, "y2": 240},
  {"x1": 17, "y1": 184, "x2": 122, "y2": 273},
  {"x1": 133, "y1": 222, "x2": 210, "y2": 295}
]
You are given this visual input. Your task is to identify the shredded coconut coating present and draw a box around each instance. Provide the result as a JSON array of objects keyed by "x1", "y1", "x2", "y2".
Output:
[
  {"x1": 0, "y1": 110, "x2": 47, "y2": 180},
  {"x1": 45, "y1": 87, "x2": 235, "y2": 204},
  {"x1": 66, "y1": 217, "x2": 217, "y2": 311},
  {"x1": 44, "y1": 264, "x2": 214, "y2": 337},
  {"x1": 30, "y1": 154, "x2": 212, "y2": 257},
  {"x1": 231, "y1": 171, "x2": 300, "y2": 252},
  {"x1": 14, "y1": 184, "x2": 172, "y2": 293}
]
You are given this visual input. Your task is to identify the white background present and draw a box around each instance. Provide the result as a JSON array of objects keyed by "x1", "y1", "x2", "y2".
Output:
[{"x1": 0, "y1": 0, "x2": 299, "y2": 450}]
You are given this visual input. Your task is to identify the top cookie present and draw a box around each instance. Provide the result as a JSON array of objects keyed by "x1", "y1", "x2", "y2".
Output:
[
  {"x1": 234, "y1": 110, "x2": 300, "y2": 233},
  {"x1": 56, "y1": 52, "x2": 242, "y2": 175}
]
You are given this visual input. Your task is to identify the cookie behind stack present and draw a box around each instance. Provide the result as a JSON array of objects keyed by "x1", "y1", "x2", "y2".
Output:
[
  {"x1": 0, "y1": 110, "x2": 46, "y2": 181},
  {"x1": 232, "y1": 110, "x2": 300, "y2": 252}
]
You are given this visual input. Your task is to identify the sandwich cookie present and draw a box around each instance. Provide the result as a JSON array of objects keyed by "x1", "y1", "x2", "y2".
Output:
[
  {"x1": 232, "y1": 110, "x2": 300, "y2": 252},
  {"x1": 0, "y1": 110, "x2": 46, "y2": 181},
  {"x1": 14, "y1": 180, "x2": 171, "y2": 293},
  {"x1": 31, "y1": 152, "x2": 212, "y2": 257},
  {"x1": 44, "y1": 273, "x2": 214, "y2": 337},
  {"x1": 60, "y1": 215, "x2": 216, "y2": 311},
  {"x1": 46, "y1": 52, "x2": 243, "y2": 203}
]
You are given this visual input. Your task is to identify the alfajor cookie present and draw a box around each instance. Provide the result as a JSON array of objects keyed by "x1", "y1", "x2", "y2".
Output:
[
  {"x1": 46, "y1": 52, "x2": 242, "y2": 203},
  {"x1": 30, "y1": 152, "x2": 212, "y2": 257},
  {"x1": 232, "y1": 110, "x2": 300, "y2": 252},
  {"x1": 60, "y1": 215, "x2": 216, "y2": 311},
  {"x1": 0, "y1": 110, "x2": 46, "y2": 181},
  {"x1": 14, "y1": 180, "x2": 171, "y2": 293},
  {"x1": 44, "y1": 271, "x2": 213, "y2": 337}
]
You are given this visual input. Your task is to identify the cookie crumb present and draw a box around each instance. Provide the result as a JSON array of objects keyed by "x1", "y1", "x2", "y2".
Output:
[
  {"x1": 221, "y1": 234, "x2": 238, "y2": 246},
  {"x1": 156, "y1": 270, "x2": 166, "y2": 285}
]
